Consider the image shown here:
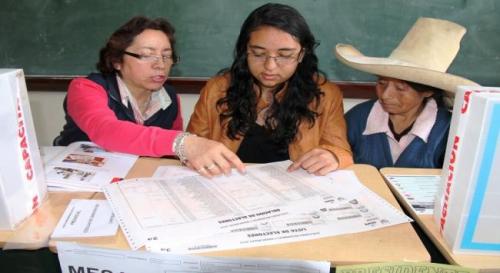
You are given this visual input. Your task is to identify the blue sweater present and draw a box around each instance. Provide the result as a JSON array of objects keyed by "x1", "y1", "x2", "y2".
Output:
[{"x1": 345, "y1": 100, "x2": 451, "y2": 169}]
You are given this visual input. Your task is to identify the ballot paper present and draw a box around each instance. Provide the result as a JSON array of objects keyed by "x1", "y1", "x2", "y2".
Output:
[
  {"x1": 51, "y1": 199, "x2": 118, "y2": 239},
  {"x1": 153, "y1": 165, "x2": 199, "y2": 177},
  {"x1": 104, "y1": 161, "x2": 411, "y2": 251},
  {"x1": 105, "y1": 175, "x2": 326, "y2": 249},
  {"x1": 57, "y1": 242, "x2": 331, "y2": 273},
  {"x1": 383, "y1": 174, "x2": 440, "y2": 215},
  {"x1": 43, "y1": 142, "x2": 138, "y2": 191},
  {"x1": 147, "y1": 164, "x2": 411, "y2": 254}
]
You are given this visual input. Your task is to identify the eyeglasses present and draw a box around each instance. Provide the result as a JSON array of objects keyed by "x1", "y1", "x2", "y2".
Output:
[
  {"x1": 123, "y1": 51, "x2": 180, "y2": 64},
  {"x1": 247, "y1": 51, "x2": 302, "y2": 66}
]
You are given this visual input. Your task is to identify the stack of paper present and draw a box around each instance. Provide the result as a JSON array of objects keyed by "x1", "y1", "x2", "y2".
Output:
[
  {"x1": 103, "y1": 161, "x2": 411, "y2": 253},
  {"x1": 42, "y1": 142, "x2": 138, "y2": 192}
]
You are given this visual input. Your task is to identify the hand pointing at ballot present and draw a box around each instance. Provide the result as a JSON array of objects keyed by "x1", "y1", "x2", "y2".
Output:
[
  {"x1": 180, "y1": 134, "x2": 246, "y2": 178},
  {"x1": 287, "y1": 148, "x2": 339, "y2": 176}
]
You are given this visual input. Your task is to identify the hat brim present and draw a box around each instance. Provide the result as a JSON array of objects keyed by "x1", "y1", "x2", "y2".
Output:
[{"x1": 335, "y1": 44, "x2": 479, "y2": 94}]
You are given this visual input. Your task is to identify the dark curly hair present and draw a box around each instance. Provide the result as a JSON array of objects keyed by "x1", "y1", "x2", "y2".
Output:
[
  {"x1": 217, "y1": 3, "x2": 326, "y2": 150},
  {"x1": 96, "y1": 16, "x2": 177, "y2": 74}
]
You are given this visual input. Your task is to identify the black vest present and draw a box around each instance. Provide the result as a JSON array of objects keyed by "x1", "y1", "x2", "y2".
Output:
[{"x1": 53, "y1": 73, "x2": 179, "y2": 146}]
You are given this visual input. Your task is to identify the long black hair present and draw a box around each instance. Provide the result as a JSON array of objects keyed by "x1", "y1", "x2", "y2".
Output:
[{"x1": 216, "y1": 3, "x2": 326, "y2": 149}]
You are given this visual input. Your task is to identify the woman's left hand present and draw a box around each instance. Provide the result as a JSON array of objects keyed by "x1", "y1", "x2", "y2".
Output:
[{"x1": 287, "y1": 148, "x2": 339, "y2": 175}]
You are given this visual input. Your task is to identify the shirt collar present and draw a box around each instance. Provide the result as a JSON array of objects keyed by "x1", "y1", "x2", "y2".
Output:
[
  {"x1": 116, "y1": 75, "x2": 171, "y2": 110},
  {"x1": 363, "y1": 99, "x2": 438, "y2": 143},
  {"x1": 411, "y1": 99, "x2": 438, "y2": 143}
]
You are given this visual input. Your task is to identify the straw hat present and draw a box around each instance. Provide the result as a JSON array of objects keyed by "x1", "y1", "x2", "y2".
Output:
[{"x1": 335, "y1": 17, "x2": 479, "y2": 94}]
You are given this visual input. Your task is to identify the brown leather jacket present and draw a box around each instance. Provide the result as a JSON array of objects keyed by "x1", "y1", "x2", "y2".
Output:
[{"x1": 187, "y1": 74, "x2": 353, "y2": 168}]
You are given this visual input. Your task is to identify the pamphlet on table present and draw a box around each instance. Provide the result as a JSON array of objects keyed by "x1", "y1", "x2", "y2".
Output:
[{"x1": 43, "y1": 142, "x2": 138, "y2": 192}]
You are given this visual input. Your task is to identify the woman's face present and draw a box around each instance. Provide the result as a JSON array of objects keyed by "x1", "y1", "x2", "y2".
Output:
[
  {"x1": 246, "y1": 26, "x2": 303, "y2": 93},
  {"x1": 114, "y1": 29, "x2": 173, "y2": 95},
  {"x1": 375, "y1": 77, "x2": 433, "y2": 115}
]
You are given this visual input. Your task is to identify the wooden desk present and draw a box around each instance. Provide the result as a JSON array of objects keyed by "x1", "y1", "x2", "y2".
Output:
[
  {"x1": 0, "y1": 191, "x2": 96, "y2": 249},
  {"x1": 55, "y1": 158, "x2": 429, "y2": 266},
  {"x1": 380, "y1": 168, "x2": 500, "y2": 272}
]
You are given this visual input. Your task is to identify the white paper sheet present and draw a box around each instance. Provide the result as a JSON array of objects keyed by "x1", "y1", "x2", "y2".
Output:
[
  {"x1": 57, "y1": 241, "x2": 331, "y2": 273},
  {"x1": 44, "y1": 142, "x2": 138, "y2": 192},
  {"x1": 51, "y1": 199, "x2": 118, "y2": 239},
  {"x1": 147, "y1": 163, "x2": 412, "y2": 254},
  {"x1": 104, "y1": 175, "x2": 326, "y2": 249},
  {"x1": 153, "y1": 165, "x2": 199, "y2": 178},
  {"x1": 383, "y1": 174, "x2": 440, "y2": 215},
  {"x1": 105, "y1": 161, "x2": 410, "y2": 251}
]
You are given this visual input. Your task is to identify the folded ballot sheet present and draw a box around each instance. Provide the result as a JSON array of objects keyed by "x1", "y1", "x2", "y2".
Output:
[{"x1": 43, "y1": 142, "x2": 138, "y2": 192}]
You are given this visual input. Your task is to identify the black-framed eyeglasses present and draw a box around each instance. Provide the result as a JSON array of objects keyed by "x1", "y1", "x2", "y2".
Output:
[
  {"x1": 123, "y1": 51, "x2": 180, "y2": 64},
  {"x1": 246, "y1": 50, "x2": 302, "y2": 66}
]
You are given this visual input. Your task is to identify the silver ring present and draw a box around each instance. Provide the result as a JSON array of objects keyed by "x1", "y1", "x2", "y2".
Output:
[{"x1": 205, "y1": 164, "x2": 216, "y2": 170}]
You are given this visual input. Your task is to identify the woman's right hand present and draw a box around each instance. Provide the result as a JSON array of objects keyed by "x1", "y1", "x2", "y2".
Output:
[{"x1": 183, "y1": 135, "x2": 246, "y2": 178}]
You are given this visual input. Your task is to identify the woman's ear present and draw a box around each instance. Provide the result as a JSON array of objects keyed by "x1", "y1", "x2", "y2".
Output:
[
  {"x1": 113, "y1": 62, "x2": 121, "y2": 71},
  {"x1": 424, "y1": 91, "x2": 434, "y2": 98}
]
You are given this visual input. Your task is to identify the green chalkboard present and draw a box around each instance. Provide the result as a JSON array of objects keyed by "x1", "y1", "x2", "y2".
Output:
[{"x1": 1, "y1": 0, "x2": 499, "y2": 86}]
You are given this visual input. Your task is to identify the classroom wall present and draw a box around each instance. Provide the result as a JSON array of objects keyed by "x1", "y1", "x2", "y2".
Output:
[
  {"x1": 3, "y1": 0, "x2": 499, "y2": 87},
  {"x1": 28, "y1": 91, "x2": 366, "y2": 146}
]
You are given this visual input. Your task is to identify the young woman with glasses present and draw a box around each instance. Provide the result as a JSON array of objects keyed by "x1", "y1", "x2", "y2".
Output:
[
  {"x1": 187, "y1": 3, "x2": 353, "y2": 175},
  {"x1": 54, "y1": 16, "x2": 245, "y2": 177}
]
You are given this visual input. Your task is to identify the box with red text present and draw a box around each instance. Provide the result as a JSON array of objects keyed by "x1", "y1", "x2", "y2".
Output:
[
  {"x1": 0, "y1": 69, "x2": 47, "y2": 230},
  {"x1": 434, "y1": 86, "x2": 500, "y2": 255}
]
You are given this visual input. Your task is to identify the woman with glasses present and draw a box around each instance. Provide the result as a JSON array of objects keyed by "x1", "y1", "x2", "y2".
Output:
[
  {"x1": 54, "y1": 16, "x2": 245, "y2": 177},
  {"x1": 187, "y1": 3, "x2": 353, "y2": 175}
]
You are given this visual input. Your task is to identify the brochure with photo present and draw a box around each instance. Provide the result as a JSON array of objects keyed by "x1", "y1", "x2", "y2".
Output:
[{"x1": 43, "y1": 142, "x2": 138, "y2": 192}]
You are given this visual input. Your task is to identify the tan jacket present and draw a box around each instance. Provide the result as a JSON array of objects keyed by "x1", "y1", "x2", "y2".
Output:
[{"x1": 187, "y1": 74, "x2": 353, "y2": 168}]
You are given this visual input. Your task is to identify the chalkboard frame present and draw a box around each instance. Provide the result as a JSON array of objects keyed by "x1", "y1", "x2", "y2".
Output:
[{"x1": 25, "y1": 76, "x2": 378, "y2": 99}]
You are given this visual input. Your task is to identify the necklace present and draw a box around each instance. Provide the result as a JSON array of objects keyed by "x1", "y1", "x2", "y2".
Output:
[{"x1": 139, "y1": 95, "x2": 152, "y2": 115}]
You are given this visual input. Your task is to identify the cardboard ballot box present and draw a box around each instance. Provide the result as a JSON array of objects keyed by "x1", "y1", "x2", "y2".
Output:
[
  {"x1": 434, "y1": 86, "x2": 500, "y2": 255},
  {"x1": 0, "y1": 69, "x2": 47, "y2": 230}
]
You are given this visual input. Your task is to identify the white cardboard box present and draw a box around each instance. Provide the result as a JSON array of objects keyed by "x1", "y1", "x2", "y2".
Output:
[
  {"x1": 0, "y1": 69, "x2": 47, "y2": 230},
  {"x1": 434, "y1": 86, "x2": 500, "y2": 255}
]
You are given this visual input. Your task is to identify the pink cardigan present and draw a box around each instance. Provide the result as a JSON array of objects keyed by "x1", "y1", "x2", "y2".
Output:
[{"x1": 67, "y1": 78, "x2": 182, "y2": 156}]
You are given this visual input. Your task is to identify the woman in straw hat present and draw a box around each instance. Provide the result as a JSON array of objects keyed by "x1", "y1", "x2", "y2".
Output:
[{"x1": 336, "y1": 17, "x2": 478, "y2": 169}]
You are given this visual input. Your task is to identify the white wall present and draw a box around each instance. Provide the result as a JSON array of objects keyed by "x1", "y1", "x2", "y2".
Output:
[
  {"x1": 29, "y1": 91, "x2": 66, "y2": 146},
  {"x1": 28, "y1": 91, "x2": 366, "y2": 146}
]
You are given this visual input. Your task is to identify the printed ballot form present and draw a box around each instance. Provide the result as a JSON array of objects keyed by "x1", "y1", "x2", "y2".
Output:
[
  {"x1": 104, "y1": 161, "x2": 411, "y2": 252},
  {"x1": 383, "y1": 174, "x2": 440, "y2": 215}
]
